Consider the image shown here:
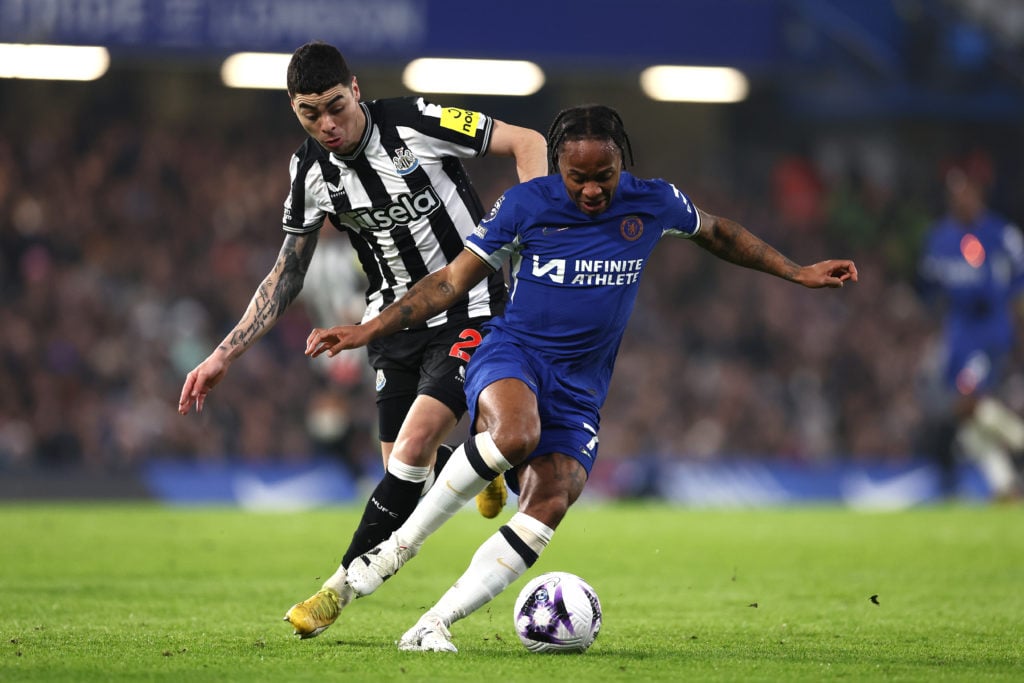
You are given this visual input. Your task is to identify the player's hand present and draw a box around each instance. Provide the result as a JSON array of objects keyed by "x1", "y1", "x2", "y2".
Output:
[
  {"x1": 306, "y1": 324, "x2": 374, "y2": 358},
  {"x1": 178, "y1": 355, "x2": 229, "y2": 415},
  {"x1": 798, "y1": 259, "x2": 858, "y2": 289}
]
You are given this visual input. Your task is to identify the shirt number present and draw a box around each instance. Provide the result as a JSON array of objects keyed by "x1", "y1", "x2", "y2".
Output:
[{"x1": 449, "y1": 328, "x2": 483, "y2": 362}]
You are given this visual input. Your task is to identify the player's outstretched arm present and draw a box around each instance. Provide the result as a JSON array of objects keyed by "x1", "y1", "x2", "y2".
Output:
[
  {"x1": 178, "y1": 232, "x2": 318, "y2": 414},
  {"x1": 692, "y1": 209, "x2": 858, "y2": 289},
  {"x1": 488, "y1": 119, "x2": 548, "y2": 182},
  {"x1": 306, "y1": 249, "x2": 492, "y2": 358}
]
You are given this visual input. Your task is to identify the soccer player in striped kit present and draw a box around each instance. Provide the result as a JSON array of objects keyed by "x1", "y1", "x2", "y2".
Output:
[
  {"x1": 305, "y1": 104, "x2": 858, "y2": 651},
  {"x1": 177, "y1": 41, "x2": 546, "y2": 638}
]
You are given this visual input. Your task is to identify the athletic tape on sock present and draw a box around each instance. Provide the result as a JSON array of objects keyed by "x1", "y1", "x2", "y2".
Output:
[
  {"x1": 387, "y1": 457, "x2": 431, "y2": 483},
  {"x1": 464, "y1": 435, "x2": 501, "y2": 481},
  {"x1": 499, "y1": 526, "x2": 539, "y2": 566},
  {"x1": 474, "y1": 432, "x2": 513, "y2": 471},
  {"x1": 507, "y1": 511, "x2": 554, "y2": 556}
]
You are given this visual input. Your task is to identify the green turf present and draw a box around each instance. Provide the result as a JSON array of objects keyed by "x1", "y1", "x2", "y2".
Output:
[{"x1": 0, "y1": 501, "x2": 1021, "y2": 681}]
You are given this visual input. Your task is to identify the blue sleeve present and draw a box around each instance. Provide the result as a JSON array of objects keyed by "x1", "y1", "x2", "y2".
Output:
[
  {"x1": 659, "y1": 180, "x2": 700, "y2": 238},
  {"x1": 466, "y1": 188, "x2": 523, "y2": 269}
]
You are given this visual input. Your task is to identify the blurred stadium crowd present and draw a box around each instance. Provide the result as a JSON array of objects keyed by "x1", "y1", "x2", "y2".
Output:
[{"x1": 1, "y1": 71, "x2": 1023, "y2": 480}]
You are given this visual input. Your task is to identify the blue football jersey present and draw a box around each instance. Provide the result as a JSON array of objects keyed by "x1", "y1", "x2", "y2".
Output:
[
  {"x1": 919, "y1": 210, "x2": 1024, "y2": 389},
  {"x1": 466, "y1": 171, "x2": 700, "y2": 403}
]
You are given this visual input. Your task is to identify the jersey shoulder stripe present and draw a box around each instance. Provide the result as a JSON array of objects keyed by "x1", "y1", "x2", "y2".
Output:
[{"x1": 365, "y1": 97, "x2": 493, "y2": 156}]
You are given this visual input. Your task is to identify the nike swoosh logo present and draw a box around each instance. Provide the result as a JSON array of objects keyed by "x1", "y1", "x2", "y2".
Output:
[
  {"x1": 840, "y1": 466, "x2": 934, "y2": 510},
  {"x1": 496, "y1": 557, "x2": 517, "y2": 572},
  {"x1": 446, "y1": 480, "x2": 469, "y2": 496},
  {"x1": 232, "y1": 466, "x2": 341, "y2": 511}
]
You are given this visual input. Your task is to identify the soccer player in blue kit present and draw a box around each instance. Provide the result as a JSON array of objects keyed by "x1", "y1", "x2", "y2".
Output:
[
  {"x1": 917, "y1": 161, "x2": 1024, "y2": 499},
  {"x1": 305, "y1": 104, "x2": 858, "y2": 651}
]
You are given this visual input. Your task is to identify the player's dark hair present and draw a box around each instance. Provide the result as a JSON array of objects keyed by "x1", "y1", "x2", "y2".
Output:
[
  {"x1": 546, "y1": 104, "x2": 634, "y2": 174},
  {"x1": 287, "y1": 41, "x2": 354, "y2": 98}
]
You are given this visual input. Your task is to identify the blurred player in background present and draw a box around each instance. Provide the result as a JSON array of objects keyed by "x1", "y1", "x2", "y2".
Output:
[
  {"x1": 176, "y1": 40, "x2": 547, "y2": 637},
  {"x1": 916, "y1": 155, "x2": 1024, "y2": 500},
  {"x1": 305, "y1": 104, "x2": 858, "y2": 651},
  {"x1": 299, "y1": 230, "x2": 375, "y2": 481}
]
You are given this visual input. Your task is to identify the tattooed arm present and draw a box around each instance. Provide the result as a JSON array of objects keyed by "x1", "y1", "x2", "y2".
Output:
[
  {"x1": 691, "y1": 208, "x2": 857, "y2": 289},
  {"x1": 178, "y1": 232, "x2": 319, "y2": 414},
  {"x1": 305, "y1": 249, "x2": 492, "y2": 359}
]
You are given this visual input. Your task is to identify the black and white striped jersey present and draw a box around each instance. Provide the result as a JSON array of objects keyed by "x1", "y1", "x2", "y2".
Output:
[{"x1": 282, "y1": 96, "x2": 507, "y2": 329}]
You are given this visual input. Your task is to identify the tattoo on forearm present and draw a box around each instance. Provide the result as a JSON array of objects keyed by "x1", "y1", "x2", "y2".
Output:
[
  {"x1": 713, "y1": 218, "x2": 799, "y2": 280},
  {"x1": 397, "y1": 304, "x2": 416, "y2": 329},
  {"x1": 227, "y1": 233, "x2": 317, "y2": 349},
  {"x1": 391, "y1": 272, "x2": 458, "y2": 331}
]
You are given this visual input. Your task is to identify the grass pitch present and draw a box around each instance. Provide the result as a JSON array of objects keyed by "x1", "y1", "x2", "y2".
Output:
[{"x1": 0, "y1": 501, "x2": 1021, "y2": 681}]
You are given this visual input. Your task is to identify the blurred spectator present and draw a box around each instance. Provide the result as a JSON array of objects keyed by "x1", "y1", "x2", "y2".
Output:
[{"x1": 1, "y1": 73, "x2": 1022, "y2": 484}]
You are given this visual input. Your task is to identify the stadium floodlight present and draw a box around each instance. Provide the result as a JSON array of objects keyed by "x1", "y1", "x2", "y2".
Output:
[
  {"x1": 221, "y1": 52, "x2": 291, "y2": 90},
  {"x1": 403, "y1": 58, "x2": 545, "y2": 96},
  {"x1": 639, "y1": 65, "x2": 749, "y2": 103},
  {"x1": 0, "y1": 44, "x2": 109, "y2": 81}
]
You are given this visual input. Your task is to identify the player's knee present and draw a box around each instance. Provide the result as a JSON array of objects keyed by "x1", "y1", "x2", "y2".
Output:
[
  {"x1": 490, "y1": 427, "x2": 540, "y2": 465},
  {"x1": 476, "y1": 401, "x2": 540, "y2": 465},
  {"x1": 390, "y1": 431, "x2": 440, "y2": 467}
]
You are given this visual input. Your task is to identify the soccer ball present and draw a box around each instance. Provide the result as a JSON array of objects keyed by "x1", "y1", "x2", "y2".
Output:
[{"x1": 513, "y1": 571, "x2": 602, "y2": 653}]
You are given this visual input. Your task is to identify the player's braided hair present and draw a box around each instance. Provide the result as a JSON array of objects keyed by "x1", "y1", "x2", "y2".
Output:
[{"x1": 546, "y1": 104, "x2": 634, "y2": 174}]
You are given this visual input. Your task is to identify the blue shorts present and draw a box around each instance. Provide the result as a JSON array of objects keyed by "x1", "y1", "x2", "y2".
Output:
[{"x1": 465, "y1": 337, "x2": 601, "y2": 494}]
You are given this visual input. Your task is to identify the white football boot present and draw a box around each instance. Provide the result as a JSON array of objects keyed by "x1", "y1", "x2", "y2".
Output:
[
  {"x1": 346, "y1": 532, "x2": 418, "y2": 596},
  {"x1": 398, "y1": 613, "x2": 457, "y2": 652}
]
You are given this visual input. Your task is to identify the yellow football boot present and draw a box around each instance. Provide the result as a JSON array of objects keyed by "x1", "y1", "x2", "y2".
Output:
[
  {"x1": 475, "y1": 475, "x2": 508, "y2": 519},
  {"x1": 283, "y1": 585, "x2": 353, "y2": 639}
]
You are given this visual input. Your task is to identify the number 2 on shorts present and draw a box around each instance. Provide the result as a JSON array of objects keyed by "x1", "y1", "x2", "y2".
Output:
[{"x1": 448, "y1": 328, "x2": 483, "y2": 362}]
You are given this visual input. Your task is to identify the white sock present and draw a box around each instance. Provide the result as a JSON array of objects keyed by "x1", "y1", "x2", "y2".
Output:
[
  {"x1": 397, "y1": 432, "x2": 512, "y2": 549},
  {"x1": 958, "y1": 422, "x2": 1019, "y2": 496},
  {"x1": 431, "y1": 512, "x2": 554, "y2": 627},
  {"x1": 974, "y1": 397, "x2": 1024, "y2": 451},
  {"x1": 322, "y1": 564, "x2": 348, "y2": 593}
]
